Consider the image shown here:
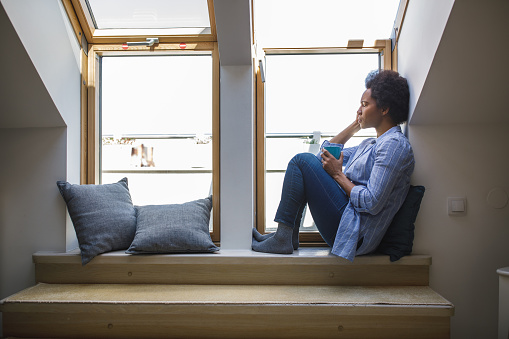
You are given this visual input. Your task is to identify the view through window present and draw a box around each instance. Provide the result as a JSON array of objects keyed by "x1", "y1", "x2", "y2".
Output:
[
  {"x1": 100, "y1": 55, "x2": 213, "y2": 228},
  {"x1": 253, "y1": 0, "x2": 400, "y2": 49},
  {"x1": 254, "y1": 0, "x2": 401, "y2": 234},
  {"x1": 263, "y1": 53, "x2": 379, "y2": 232}
]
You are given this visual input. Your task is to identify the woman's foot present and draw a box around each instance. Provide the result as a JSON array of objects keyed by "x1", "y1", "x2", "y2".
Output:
[
  {"x1": 252, "y1": 227, "x2": 274, "y2": 242},
  {"x1": 251, "y1": 224, "x2": 294, "y2": 254},
  {"x1": 252, "y1": 226, "x2": 300, "y2": 250}
]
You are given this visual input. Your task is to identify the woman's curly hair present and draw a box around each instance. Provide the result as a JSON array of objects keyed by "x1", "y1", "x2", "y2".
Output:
[{"x1": 365, "y1": 70, "x2": 410, "y2": 125}]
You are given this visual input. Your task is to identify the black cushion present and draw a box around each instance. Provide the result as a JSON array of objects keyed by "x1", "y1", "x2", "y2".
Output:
[{"x1": 377, "y1": 185, "x2": 425, "y2": 262}]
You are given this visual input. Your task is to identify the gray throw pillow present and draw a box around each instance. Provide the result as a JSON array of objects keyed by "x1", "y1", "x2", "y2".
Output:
[
  {"x1": 126, "y1": 196, "x2": 218, "y2": 254},
  {"x1": 56, "y1": 178, "x2": 137, "y2": 265}
]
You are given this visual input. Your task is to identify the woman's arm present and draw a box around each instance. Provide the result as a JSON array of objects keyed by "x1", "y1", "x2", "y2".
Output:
[
  {"x1": 349, "y1": 137, "x2": 414, "y2": 215},
  {"x1": 320, "y1": 119, "x2": 361, "y2": 195},
  {"x1": 321, "y1": 150, "x2": 356, "y2": 196},
  {"x1": 329, "y1": 119, "x2": 361, "y2": 145}
]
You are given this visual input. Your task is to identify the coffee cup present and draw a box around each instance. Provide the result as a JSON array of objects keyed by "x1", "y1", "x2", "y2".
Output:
[{"x1": 323, "y1": 145, "x2": 342, "y2": 159}]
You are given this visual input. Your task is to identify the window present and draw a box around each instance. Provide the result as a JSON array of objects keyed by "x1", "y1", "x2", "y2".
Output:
[
  {"x1": 253, "y1": 0, "x2": 401, "y2": 50},
  {"x1": 100, "y1": 54, "x2": 213, "y2": 208},
  {"x1": 70, "y1": 0, "x2": 216, "y2": 43},
  {"x1": 58, "y1": 0, "x2": 221, "y2": 240},
  {"x1": 86, "y1": 43, "x2": 220, "y2": 241},
  {"x1": 86, "y1": 0, "x2": 210, "y2": 31},
  {"x1": 254, "y1": 0, "x2": 404, "y2": 243},
  {"x1": 263, "y1": 52, "x2": 380, "y2": 235},
  {"x1": 256, "y1": 46, "x2": 391, "y2": 243}
]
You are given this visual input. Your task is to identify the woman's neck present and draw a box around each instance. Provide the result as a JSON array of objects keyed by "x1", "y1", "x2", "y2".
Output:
[{"x1": 375, "y1": 122, "x2": 397, "y2": 138}]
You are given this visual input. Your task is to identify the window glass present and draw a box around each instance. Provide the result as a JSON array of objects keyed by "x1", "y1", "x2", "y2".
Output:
[
  {"x1": 254, "y1": 0, "x2": 400, "y2": 48},
  {"x1": 100, "y1": 55, "x2": 213, "y2": 210},
  {"x1": 86, "y1": 0, "x2": 210, "y2": 30},
  {"x1": 264, "y1": 53, "x2": 379, "y2": 232}
]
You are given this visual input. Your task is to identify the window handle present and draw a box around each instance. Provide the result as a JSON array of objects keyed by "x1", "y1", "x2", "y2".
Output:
[{"x1": 126, "y1": 38, "x2": 159, "y2": 47}]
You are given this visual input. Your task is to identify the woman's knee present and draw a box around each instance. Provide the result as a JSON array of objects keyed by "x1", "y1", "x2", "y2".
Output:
[{"x1": 290, "y1": 152, "x2": 319, "y2": 166}]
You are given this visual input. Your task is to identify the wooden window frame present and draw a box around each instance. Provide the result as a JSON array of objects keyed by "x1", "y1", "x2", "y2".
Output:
[
  {"x1": 391, "y1": 0, "x2": 409, "y2": 71},
  {"x1": 60, "y1": 0, "x2": 220, "y2": 243},
  {"x1": 69, "y1": 0, "x2": 217, "y2": 44},
  {"x1": 86, "y1": 43, "x2": 221, "y2": 243},
  {"x1": 255, "y1": 40, "x2": 393, "y2": 245}
]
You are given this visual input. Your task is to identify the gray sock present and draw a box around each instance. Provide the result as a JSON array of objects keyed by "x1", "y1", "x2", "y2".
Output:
[
  {"x1": 252, "y1": 223, "x2": 294, "y2": 254},
  {"x1": 292, "y1": 225, "x2": 299, "y2": 250},
  {"x1": 252, "y1": 227, "x2": 273, "y2": 242},
  {"x1": 252, "y1": 226, "x2": 300, "y2": 250}
]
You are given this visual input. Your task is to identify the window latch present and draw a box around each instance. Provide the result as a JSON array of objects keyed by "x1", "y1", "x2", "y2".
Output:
[{"x1": 126, "y1": 38, "x2": 159, "y2": 47}]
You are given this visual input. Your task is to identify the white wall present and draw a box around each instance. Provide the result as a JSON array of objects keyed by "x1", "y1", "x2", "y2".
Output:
[
  {"x1": 0, "y1": 127, "x2": 68, "y2": 288},
  {"x1": 399, "y1": 1, "x2": 509, "y2": 338},
  {"x1": 0, "y1": 1, "x2": 81, "y2": 333},
  {"x1": 0, "y1": 128, "x2": 68, "y2": 336},
  {"x1": 409, "y1": 125, "x2": 509, "y2": 339},
  {"x1": 1, "y1": 0, "x2": 81, "y2": 187},
  {"x1": 1, "y1": 0, "x2": 81, "y2": 130},
  {"x1": 1, "y1": 0, "x2": 81, "y2": 252}
]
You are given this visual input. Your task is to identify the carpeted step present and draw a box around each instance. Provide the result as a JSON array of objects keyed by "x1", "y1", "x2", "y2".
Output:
[{"x1": 1, "y1": 283, "x2": 454, "y2": 339}]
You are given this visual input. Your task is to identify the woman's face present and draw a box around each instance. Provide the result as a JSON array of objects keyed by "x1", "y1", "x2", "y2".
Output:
[{"x1": 356, "y1": 88, "x2": 385, "y2": 129}]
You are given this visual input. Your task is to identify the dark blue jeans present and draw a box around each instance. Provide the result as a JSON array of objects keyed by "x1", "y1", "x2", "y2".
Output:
[{"x1": 274, "y1": 153, "x2": 349, "y2": 247}]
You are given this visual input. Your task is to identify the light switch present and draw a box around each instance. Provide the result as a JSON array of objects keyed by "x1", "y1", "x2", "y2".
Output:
[
  {"x1": 451, "y1": 199, "x2": 465, "y2": 212},
  {"x1": 448, "y1": 197, "x2": 467, "y2": 216}
]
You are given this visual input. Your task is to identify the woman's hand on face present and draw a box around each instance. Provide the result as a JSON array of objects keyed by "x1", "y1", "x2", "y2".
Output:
[
  {"x1": 321, "y1": 149, "x2": 344, "y2": 179},
  {"x1": 352, "y1": 117, "x2": 361, "y2": 133}
]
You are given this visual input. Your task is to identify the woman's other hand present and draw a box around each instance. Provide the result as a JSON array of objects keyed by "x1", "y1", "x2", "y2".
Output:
[
  {"x1": 328, "y1": 119, "x2": 361, "y2": 145},
  {"x1": 321, "y1": 149, "x2": 344, "y2": 178},
  {"x1": 321, "y1": 149, "x2": 355, "y2": 196}
]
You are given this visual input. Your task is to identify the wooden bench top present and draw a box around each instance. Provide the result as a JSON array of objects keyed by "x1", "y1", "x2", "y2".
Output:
[{"x1": 33, "y1": 248, "x2": 432, "y2": 266}]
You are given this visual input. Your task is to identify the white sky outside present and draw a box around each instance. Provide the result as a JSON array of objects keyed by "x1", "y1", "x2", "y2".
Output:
[
  {"x1": 101, "y1": 55, "x2": 212, "y2": 137},
  {"x1": 254, "y1": 0, "x2": 400, "y2": 48},
  {"x1": 265, "y1": 53, "x2": 379, "y2": 136}
]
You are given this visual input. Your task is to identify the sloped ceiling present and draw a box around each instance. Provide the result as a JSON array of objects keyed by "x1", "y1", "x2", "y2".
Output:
[
  {"x1": 0, "y1": 2, "x2": 65, "y2": 128},
  {"x1": 410, "y1": 0, "x2": 509, "y2": 125}
]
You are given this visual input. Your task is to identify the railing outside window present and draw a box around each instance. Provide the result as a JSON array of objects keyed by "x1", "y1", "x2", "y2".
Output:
[{"x1": 101, "y1": 133, "x2": 214, "y2": 230}]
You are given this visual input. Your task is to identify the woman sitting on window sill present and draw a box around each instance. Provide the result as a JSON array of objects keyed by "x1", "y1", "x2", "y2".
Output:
[{"x1": 252, "y1": 69, "x2": 414, "y2": 262}]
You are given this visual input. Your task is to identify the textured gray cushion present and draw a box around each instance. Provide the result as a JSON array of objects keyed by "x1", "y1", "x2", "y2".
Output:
[
  {"x1": 57, "y1": 178, "x2": 137, "y2": 265},
  {"x1": 126, "y1": 196, "x2": 218, "y2": 254}
]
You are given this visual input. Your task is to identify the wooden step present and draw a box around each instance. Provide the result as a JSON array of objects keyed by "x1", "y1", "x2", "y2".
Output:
[
  {"x1": 0, "y1": 283, "x2": 454, "y2": 339},
  {"x1": 33, "y1": 248, "x2": 431, "y2": 286}
]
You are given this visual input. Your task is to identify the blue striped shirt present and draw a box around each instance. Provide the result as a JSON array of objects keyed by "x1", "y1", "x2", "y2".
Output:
[{"x1": 326, "y1": 126, "x2": 414, "y2": 261}]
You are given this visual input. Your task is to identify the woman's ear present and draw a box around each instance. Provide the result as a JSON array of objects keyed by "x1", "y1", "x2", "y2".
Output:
[{"x1": 381, "y1": 107, "x2": 390, "y2": 116}]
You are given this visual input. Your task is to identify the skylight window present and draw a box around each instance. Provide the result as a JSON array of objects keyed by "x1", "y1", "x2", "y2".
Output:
[
  {"x1": 86, "y1": 0, "x2": 210, "y2": 30},
  {"x1": 254, "y1": 0, "x2": 400, "y2": 48},
  {"x1": 75, "y1": 0, "x2": 214, "y2": 41}
]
